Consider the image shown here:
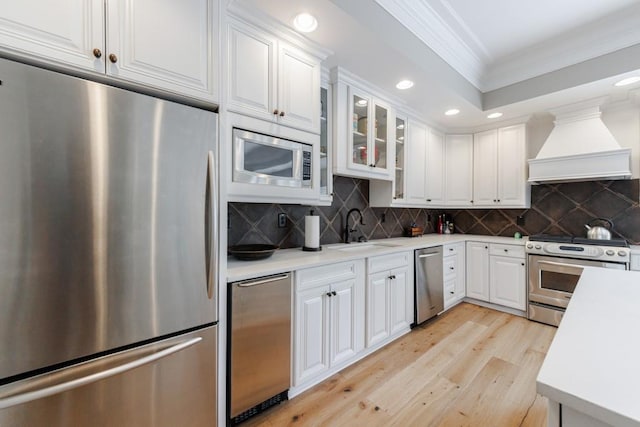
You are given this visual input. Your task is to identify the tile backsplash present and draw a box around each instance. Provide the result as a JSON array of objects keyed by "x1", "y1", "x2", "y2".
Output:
[{"x1": 228, "y1": 177, "x2": 640, "y2": 248}]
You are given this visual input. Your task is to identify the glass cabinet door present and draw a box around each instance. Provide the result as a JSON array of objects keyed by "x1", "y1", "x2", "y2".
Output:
[
  {"x1": 352, "y1": 93, "x2": 369, "y2": 167},
  {"x1": 374, "y1": 103, "x2": 388, "y2": 169},
  {"x1": 394, "y1": 116, "x2": 406, "y2": 200},
  {"x1": 320, "y1": 86, "x2": 329, "y2": 196}
]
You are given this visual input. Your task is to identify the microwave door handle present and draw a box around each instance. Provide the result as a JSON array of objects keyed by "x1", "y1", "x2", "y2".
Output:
[{"x1": 206, "y1": 150, "x2": 217, "y2": 300}]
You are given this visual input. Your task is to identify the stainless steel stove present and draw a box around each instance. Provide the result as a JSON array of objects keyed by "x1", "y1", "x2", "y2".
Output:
[{"x1": 526, "y1": 235, "x2": 629, "y2": 326}]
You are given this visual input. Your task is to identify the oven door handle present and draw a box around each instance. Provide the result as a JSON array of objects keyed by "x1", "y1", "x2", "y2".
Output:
[{"x1": 536, "y1": 259, "x2": 588, "y2": 273}]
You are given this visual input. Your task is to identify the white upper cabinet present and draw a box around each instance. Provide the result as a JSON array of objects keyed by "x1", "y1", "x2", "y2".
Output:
[
  {"x1": 445, "y1": 134, "x2": 474, "y2": 206},
  {"x1": 332, "y1": 69, "x2": 393, "y2": 180},
  {"x1": 426, "y1": 128, "x2": 446, "y2": 206},
  {"x1": 405, "y1": 119, "x2": 428, "y2": 205},
  {"x1": 497, "y1": 124, "x2": 529, "y2": 206},
  {"x1": 107, "y1": 0, "x2": 216, "y2": 101},
  {"x1": 473, "y1": 129, "x2": 499, "y2": 205},
  {"x1": 0, "y1": 0, "x2": 218, "y2": 102},
  {"x1": 473, "y1": 124, "x2": 529, "y2": 208},
  {"x1": 0, "y1": 0, "x2": 104, "y2": 72},
  {"x1": 227, "y1": 18, "x2": 321, "y2": 133}
]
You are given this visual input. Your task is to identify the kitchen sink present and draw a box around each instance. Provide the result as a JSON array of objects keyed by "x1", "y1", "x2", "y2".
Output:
[{"x1": 327, "y1": 242, "x2": 402, "y2": 252}]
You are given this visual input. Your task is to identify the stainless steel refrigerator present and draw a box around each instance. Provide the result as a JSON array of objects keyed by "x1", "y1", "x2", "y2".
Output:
[{"x1": 0, "y1": 58, "x2": 219, "y2": 426}]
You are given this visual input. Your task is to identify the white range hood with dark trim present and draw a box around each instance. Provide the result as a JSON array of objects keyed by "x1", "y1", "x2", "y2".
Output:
[{"x1": 528, "y1": 105, "x2": 632, "y2": 183}]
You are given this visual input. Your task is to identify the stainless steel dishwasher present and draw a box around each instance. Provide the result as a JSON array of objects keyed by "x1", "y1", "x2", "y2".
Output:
[
  {"x1": 228, "y1": 273, "x2": 292, "y2": 425},
  {"x1": 415, "y1": 247, "x2": 444, "y2": 324}
]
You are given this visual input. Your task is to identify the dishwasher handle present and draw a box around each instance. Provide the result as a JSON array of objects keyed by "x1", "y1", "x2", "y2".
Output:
[
  {"x1": 418, "y1": 253, "x2": 441, "y2": 259},
  {"x1": 236, "y1": 273, "x2": 290, "y2": 287}
]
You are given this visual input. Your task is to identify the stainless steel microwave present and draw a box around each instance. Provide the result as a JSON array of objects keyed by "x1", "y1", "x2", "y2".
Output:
[{"x1": 233, "y1": 128, "x2": 312, "y2": 188}]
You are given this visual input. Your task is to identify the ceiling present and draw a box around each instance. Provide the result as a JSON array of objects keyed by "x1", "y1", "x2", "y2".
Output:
[{"x1": 232, "y1": 0, "x2": 640, "y2": 130}]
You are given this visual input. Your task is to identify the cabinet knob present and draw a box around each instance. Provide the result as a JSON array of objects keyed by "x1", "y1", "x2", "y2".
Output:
[
  {"x1": 450, "y1": 267, "x2": 454, "y2": 270},
  {"x1": 504, "y1": 249, "x2": 508, "y2": 252},
  {"x1": 279, "y1": 111, "x2": 285, "y2": 117},
  {"x1": 470, "y1": 200, "x2": 474, "y2": 203},
  {"x1": 450, "y1": 291, "x2": 455, "y2": 294},
  {"x1": 273, "y1": 109, "x2": 279, "y2": 115},
  {"x1": 493, "y1": 199, "x2": 497, "y2": 203},
  {"x1": 332, "y1": 291, "x2": 337, "y2": 296},
  {"x1": 93, "y1": 48, "x2": 102, "y2": 58},
  {"x1": 449, "y1": 248, "x2": 454, "y2": 251},
  {"x1": 326, "y1": 292, "x2": 332, "y2": 297},
  {"x1": 484, "y1": 246, "x2": 488, "y2": 249},
  {"x1": 426, "y1": 199, "x2": 432, "y2": 202},
  {"x1": 521, "y1": 262, "x2": 525, "y2": 266},
  {"x1": 108, "y1": 53, "x2": 118, "y2": 63}
]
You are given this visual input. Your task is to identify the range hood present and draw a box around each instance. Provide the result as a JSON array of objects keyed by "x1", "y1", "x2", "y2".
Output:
[{"x1": 528, "y1": 105, "x2": 631, "y2": 183}]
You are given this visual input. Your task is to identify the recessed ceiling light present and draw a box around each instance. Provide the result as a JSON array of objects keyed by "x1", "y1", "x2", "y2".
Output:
[
  {"x1": 396, "y1": 80, "x2": 414, "y2": 90},
  {"x1": 445, "y1": 109, "x2": 460, "y2": 116},
  {"x1": 356, "y1": 99, "x2": 368, "y2": 107},
  {"x1": 614, "y1": 76, "x2": 640, "y2": 87},
  {"x1": 293, "y1": 13, "x2": 318, "y2": 33},
  {"x1": 487, "y1": 112, "x2": 503, "y2": 119}
]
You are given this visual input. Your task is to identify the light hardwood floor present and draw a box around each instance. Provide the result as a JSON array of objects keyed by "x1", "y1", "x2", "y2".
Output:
[{"x1": 243, "y1": 303, "x2": 556, "y2": 427}]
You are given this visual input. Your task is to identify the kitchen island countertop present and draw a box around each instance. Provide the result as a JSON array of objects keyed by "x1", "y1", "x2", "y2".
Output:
[{"x1": 537, "y1": 267, "x2": 640, "y2": 427}]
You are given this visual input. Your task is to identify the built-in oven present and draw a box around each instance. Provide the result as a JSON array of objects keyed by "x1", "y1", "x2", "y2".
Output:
[
  {"x1": 527, "y1": 251, "x2": 628, "y2": 326},
  {"x1": 232, "y1": 128, "x2": 312, "y2": 188}
]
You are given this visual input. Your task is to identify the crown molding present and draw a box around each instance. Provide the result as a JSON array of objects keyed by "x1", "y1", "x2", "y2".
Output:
[{"x1": 374, "y1": 0, "x2": 484, "y2": 89}]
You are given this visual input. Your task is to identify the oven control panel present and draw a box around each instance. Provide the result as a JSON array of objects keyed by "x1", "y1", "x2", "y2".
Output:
[{"x1": 525, "y1": 242, "x2": 630, "y2": 262}]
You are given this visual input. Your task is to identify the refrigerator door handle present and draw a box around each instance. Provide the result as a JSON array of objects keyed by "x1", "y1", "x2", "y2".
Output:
[
  {"x1": 206, "y1": 150, "x2": 217, "y2": 300},
  {"x1": 0, "y1": 337, "x2": 202, "y2": 410}
]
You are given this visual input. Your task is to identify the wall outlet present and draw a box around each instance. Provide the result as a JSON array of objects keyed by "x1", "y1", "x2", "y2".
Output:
[
  {"x1": 517, "y1": 215, "x2": 525, "y2": 226},
  {"x1": 277, "y1": 213, "x2": 287, "y2": 228}
]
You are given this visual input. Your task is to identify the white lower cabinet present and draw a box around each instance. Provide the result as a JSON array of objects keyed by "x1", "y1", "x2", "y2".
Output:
[
  {"x1": 489, "y1": 244, "x2": 526, "y2": 310},
  {"x1": 366, "y1": 252, "x2": 413, "y2": 348},
  {"x1": 466, "y1": 242, "x2": 490, "y2": 301},
  {"x1": 443, "y1": 242, "x2": 466, "y2": 310},
  {"x1": 466, "y1": 241, "x2": 526, "y2": 311},
  {"x1": 294, "y1": 260, "x2": 365, "y2": 388}
]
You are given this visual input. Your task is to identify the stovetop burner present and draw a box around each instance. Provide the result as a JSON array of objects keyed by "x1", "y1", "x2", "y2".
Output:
[{"x1": 529, "y1": 234, "x2": 628, "y2": 248}]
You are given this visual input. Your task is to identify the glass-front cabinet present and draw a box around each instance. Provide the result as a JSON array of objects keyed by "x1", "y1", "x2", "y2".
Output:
[
  {"x1": 331, "y1": 68, "x2": 392, "y2": 180},
  {"x1": 348, "y1": 88, "x2": 390, "y2": 176},
  {"x1": 318, "y1": 76, "x2": 333, "y2": 205},
  {"x1": 394, "y1": 115, "x2": 406, "y2": 200}
]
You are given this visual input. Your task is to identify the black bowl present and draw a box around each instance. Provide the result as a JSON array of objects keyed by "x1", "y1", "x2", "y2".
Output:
[{"x1": 228, "y1": 244, "x2": 279, "y2": 261}]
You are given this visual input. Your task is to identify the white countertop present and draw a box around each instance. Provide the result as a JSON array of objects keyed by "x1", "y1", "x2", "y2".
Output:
[
  {"x1": 227, "y1": 234, "x2": 525, "y2": 282},
  {"x1": 537, "y1": 267, "x2": 640, "y2": 427}
]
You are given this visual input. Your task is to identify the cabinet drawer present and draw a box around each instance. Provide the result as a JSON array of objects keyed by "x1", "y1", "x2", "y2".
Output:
[
  {"x1": 296, "y1": 260, "x2": 360, "y2": 290},
  {"x1": 489, "y1": 243, "x2": 524, "y2": 259},
  {"x1": 368, "y1": 251, "x2": 410, "y2": 274},
  {"x1": 443, "y1": 256, "x2": 458, "y2": 278},
  {"x1": 443, "y1": 242, "x2": 463, "y2": 258},
  {"x1": 443, "y1": 277, "x2": 456, "y2": 305}
]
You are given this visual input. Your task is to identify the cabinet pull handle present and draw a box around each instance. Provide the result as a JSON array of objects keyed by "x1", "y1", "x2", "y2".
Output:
[
  {"x1": 279, "y1": 111, "x2": 285, "y2": 117},
  {"x1": 93, "y1": 48, "x2": 102, "y2": 58},
  {"x1": 273, "y1": 109, "x2": 279, "y2": 115},
  {"x1": 108, "y1": 53, "x2": 118, "y2": 63},
  {"x1": 332, "y1": 291, "x2": 337, "y2": 296},
  {"x1": 426, "y1": 199, "x2": 432, "y2": 202},
  {"x1": 326, "y1": 292, "x2": 332, "y2": 297}
]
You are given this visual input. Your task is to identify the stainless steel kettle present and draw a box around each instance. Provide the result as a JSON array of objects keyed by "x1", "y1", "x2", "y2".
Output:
[{"x1": 584, "y1": 218, "x2": 613, "y2": 240}]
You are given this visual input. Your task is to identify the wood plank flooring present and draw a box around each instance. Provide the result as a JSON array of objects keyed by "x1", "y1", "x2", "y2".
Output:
[{"x1": 243, "y1": 303, "x2": 556, "y2": 427}]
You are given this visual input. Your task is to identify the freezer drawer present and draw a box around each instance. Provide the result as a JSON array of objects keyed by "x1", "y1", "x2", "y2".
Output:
[{"x1": 0, "y1": 326, "x2": 217, "y2": 427}]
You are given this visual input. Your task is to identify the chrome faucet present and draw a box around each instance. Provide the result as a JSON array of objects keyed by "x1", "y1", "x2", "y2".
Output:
[{"x1": 344, "y1": 208, "x2": 366, "y2": 243}]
